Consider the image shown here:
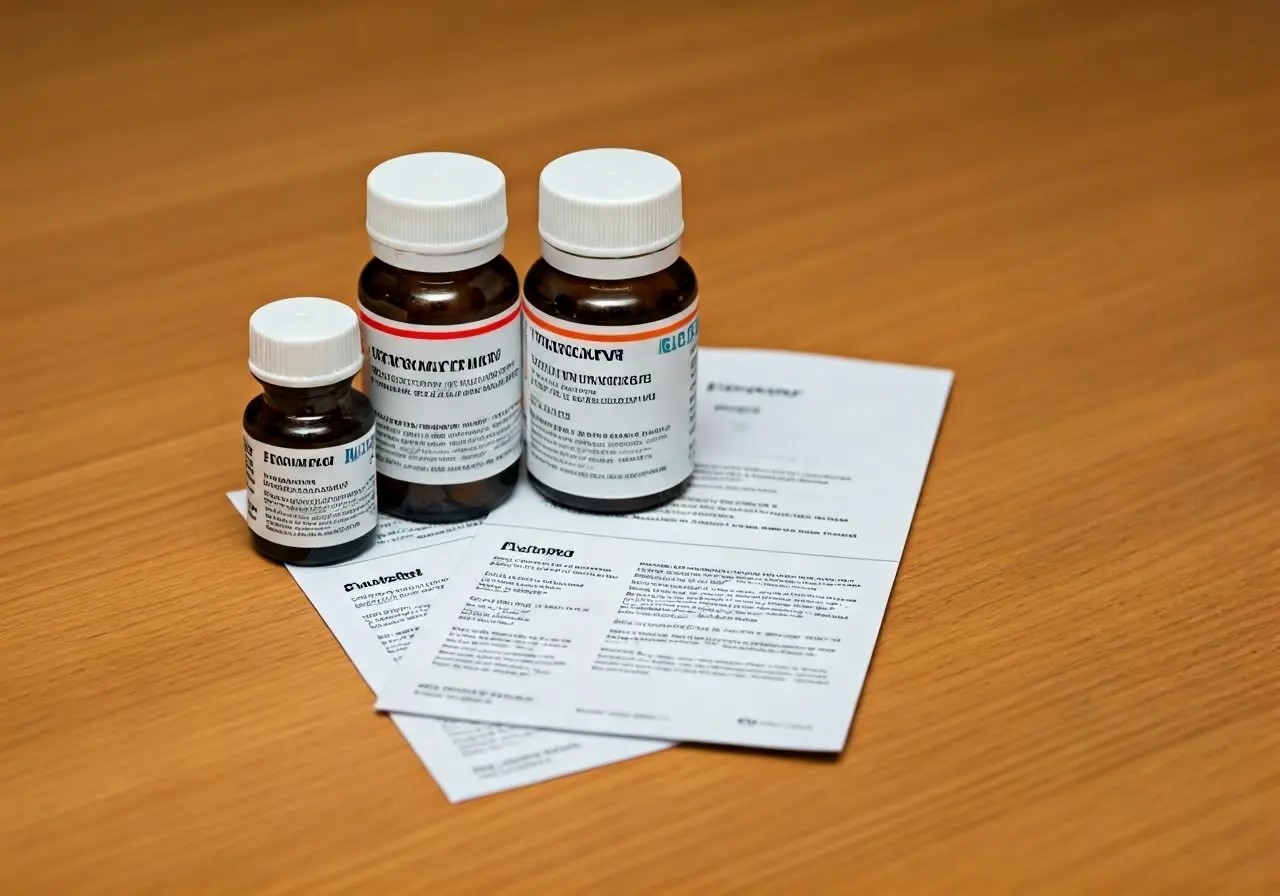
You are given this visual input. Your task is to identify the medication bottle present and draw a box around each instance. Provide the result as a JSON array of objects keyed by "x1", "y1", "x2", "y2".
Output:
[
  {"x1": 242, "y1": 297, "x2": 377, "y2": 565},
  {"x1": 358, "y1": 153, "x2": 522, "y2": 522},
  {"x1": 523, "y1": 148, "x2": 699, "y2": 513}
]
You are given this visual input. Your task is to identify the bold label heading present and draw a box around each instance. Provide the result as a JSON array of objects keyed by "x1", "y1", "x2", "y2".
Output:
[
  {"x1": 531, "y1": 328, "x2": 623, "y2": 362},
  {"x1": 501, "y1": 541, "x2": 575, "y2": 558},
  {"x1": 344, "y1": 568, "x2": 423, "y2": 592},
  {"x1": 370, "y1": 346, "x2": 502, "y2": 373},
  {"x1": 264, "y1": 452, "x2": 333, "y2": 467}
]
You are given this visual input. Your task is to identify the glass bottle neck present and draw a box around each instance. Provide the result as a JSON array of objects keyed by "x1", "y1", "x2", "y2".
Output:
[{"x1": 258, "y1": 378, "x2": 354, "y2": 415}]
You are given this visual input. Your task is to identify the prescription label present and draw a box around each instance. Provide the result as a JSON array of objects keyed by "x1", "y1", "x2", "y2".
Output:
[
  {"x1": 360, "y1": 305, "x2": 523, "y2": 484},
  {"x1": 243, "y1": 429, "x2": 377, "y2": 547},
  {"x1": 523, "y1": 300, "x2": 698, "y2": 499}
]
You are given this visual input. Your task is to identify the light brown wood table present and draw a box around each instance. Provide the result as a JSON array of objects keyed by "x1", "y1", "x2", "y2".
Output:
[{"x1": 3, "y1": 0, "x2": 1276, "y2": 891}]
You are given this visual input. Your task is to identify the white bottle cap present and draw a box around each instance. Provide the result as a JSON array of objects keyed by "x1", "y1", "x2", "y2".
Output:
[
  {"x1": 539, "y1": 148, "x2": 684, "y2": 280},
  {"x1": 366, "y1": 152, "x2": 507, "y2": 273},
  {"x1": 248, "y1": 297, "x2": 364, "y2": 388}
]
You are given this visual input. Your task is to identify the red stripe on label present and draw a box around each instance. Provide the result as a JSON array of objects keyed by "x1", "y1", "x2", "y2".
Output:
[{"x1": 359, "y1": 303, "x2": 521, "y2": 340}]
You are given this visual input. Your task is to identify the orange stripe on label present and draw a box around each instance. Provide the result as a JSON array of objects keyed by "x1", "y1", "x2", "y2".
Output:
[{"x1": 522, "y1": 301, "x2": 698, "y2": 343}]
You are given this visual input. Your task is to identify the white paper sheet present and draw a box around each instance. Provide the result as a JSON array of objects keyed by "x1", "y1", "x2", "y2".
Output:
[
  {"x1": 376, "y1": 355, "x2": 952, "y2": 751},
  {"x1": 696, "y1": 348, "x2": 952, "y2": 465},
  {"x1": 226, "y1": 490, "x2": 668, "y2": 802}
]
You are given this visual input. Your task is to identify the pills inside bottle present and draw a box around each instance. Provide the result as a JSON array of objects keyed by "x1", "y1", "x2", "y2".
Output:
[
  {"x1": 358, "y1": 153, "x2": 522, "y2": 523},
  {"x1": 242, "y1": 297, "x2": 377, "y2": 565},
  {"x1": 523, "y1": 148, "x2": 699, "y2": 513}
]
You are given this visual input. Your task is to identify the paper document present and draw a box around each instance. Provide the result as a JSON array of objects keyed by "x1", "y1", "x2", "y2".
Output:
[
  {"x1": 376, "y1": 353, "x2": 952, "y2": 751},
  {"x1": 226, "y1": 491, "x2": 668, "y2": 802},
  {"x1": 696, "y1": 348, "x2": 951, "y2": 464}
]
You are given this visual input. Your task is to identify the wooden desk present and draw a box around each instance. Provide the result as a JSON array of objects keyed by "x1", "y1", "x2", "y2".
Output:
[{"x1": 3, "y1": 0, "x2": 1275, "y2": 890}]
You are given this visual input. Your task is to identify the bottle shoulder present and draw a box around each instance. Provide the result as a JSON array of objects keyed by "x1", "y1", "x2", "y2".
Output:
[
  {"x1": 358, "y1": 255, "x2": 520, "y2": 326},
  {"x1": 242, "y1": 392, "x2": 374, "y2": 448},
  {"x1": 523, "y1": 257, "x2": 698, "y2": 327}
]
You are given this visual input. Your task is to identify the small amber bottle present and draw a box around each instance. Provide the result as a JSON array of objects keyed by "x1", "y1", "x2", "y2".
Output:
[
  {"x1": 358, "y1": 153, "x2": 522, "y2": 523},
  {"x1": 242, "y1": 297, "x2": 377, "y2": 565},
  {"x1": 524, "y1": 148, "x2": 699, "y2": 513}
]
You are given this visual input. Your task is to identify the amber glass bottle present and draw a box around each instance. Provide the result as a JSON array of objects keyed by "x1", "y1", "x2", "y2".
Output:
[
  {"x1": 358, "y1": 153, "x2": 522, "y2": 523},
  {"x1": 242, "y1": 298, "x2": 377, "y2": 565},
  {"x1": 523, "y1": 148, "x2": 699, "y2": 513}
]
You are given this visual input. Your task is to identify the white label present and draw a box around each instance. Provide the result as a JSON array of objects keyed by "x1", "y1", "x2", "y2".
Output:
[
  {"x1": 523, "y1": 300, "x2": 698, "y2": 499},
  {"x1": 243, "y1": 429, "x2": 377, "y2": 548},
  {"x1": 360, "y1": 305, "x2": 523, "y2": 484}
]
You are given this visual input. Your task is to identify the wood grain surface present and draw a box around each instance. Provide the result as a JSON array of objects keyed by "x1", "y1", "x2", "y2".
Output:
[{"x1": 3, "y1": 0, "x2": 1277, "y2": 891}]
